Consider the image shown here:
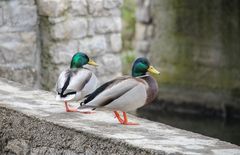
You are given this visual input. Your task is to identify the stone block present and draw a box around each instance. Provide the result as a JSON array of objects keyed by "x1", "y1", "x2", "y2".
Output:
[
  {"x1": 0, "y1": 7, "x2": 3, "y2": 26},
  {"x1": 109, "y1": 33, "x2": 122, "y2": 52},
  {"x1": 0, "y1": 65, "x2": 37, "y2": 87},
  {"x1": 136, "y1": 0, "x2": 151, "y2": 23},
  {"x1": 48, "y1": 16, "x2": 66, "y2": 24},
  {"x1": 88, "y1": 0, "x2": 121, "y2": 17},
  {"x1": 135, "y1": 23, "x2": 154, "y2": 40},
  {"x1": 103, "y1": 0, "x2": 123, "y2": 9},
  {"x1": 136, "y1": 40, "x2": 150, "y2": 54},
  {"x1": 96, "y1": 53, "x2": 122, "y2": 76},
  {"x1": 10, "y1": 5, "x2": 38, "y2": 27},
  {"x1": 0, "y1": 5, "x2": 34, "y2": 32},
  {"x1": 16, "y1": 0, "x2": 36, "y2": 5},
  {"x1": 88, "y1": 0, "x2": 104, "y2": 16},
  {"x1": 37, "y1": 0, "x2": 68, "y2": 17},
  {"x1": 1, "y1": 4, "x2": 11, "y2": 28},
  {"x1": 70, "y1": 0, "x2": 88, "y2": 16},
  {"x1": 78, "y1": 36, "x2": 107, "y2": 56},
  {"x1": 135, "y1": 23, "x2": 147, "y2": 40},
  {"x1": 94, "y1": 17, "x2": 121, "y2": 34},
  {"x1": 87, "y1": 18, "x2": 95, "y2": 36},
  {"x1": 49, "y1": 40, "x2": 79, "y2": 64},
  {"x1": 4, "y1": 0, "x2": 36, "y2": 6},
  {"x1": 146, "y1": 24, "x2": 154, "y2": 38},
  {"x1": 0, "y1": 32, "x2": 37, "y2": 65},
  {"x1": 50, "y1": 18, "x2": 88, "y2": 40}
]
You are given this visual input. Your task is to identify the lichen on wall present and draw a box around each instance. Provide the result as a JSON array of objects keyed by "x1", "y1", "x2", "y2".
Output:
[{"x1": 151, "y1": 0, "x2": 240, "y2": 91}]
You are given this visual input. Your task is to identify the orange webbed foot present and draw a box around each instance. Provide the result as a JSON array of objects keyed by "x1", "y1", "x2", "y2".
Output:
[
  {"x1": 66, "y1": 108, "x2": 78, "y2": 112},
  {"x1": 113, "y1": 111, "x2": 139, "y2": 125},
  {"x1": 122, "y1": 112, "x2": 139, "y2": 125},
  {"x1": 122, "y1": 122, "x2": 139, "y2": 125}
]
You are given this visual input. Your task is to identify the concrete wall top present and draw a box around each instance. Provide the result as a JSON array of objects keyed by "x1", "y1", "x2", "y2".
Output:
[{"x1": 0, "y1": 78, "x2": 240, "y2": 155}]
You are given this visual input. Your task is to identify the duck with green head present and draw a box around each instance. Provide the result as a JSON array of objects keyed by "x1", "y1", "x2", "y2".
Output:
[
  {"x1": 78, "y1": 57, "x2": 160, "y2": 125},
  {"x1": 56, "y1": 52, "x2": 99, "y2": 112}
]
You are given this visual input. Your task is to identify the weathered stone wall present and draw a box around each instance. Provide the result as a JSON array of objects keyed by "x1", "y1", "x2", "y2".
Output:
[
  {"x1": 0, "y1": 0, "x2": 123, "y2": 90},
  {"x1": 135, "y1": 0, "x2": 240, "y2": 116},
  {"x1": 135, "y1": 0, "x2": 153, "y2": 58},
  {"x1": 1, "y1": 78, "x2": 240, "y2": 155},
  {"x1": 0, "y1": 0, "x2": 40, "y2": 88},
  {"x1": 37, "y1": 0, "x2": 123, "y2": 90}
]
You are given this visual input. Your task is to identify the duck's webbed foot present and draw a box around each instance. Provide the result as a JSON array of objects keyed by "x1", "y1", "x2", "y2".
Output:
[{"x1": 114, "y1": 111, "x2": 139, "y2": 125}]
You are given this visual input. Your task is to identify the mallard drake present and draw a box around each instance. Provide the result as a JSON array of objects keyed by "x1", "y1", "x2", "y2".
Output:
[
  {"x1": 56, "y1": 52, "x2": 99, "y2": 112},
  {"x1": 78, "y1": 57, "x2": 160, "y2": 125}
]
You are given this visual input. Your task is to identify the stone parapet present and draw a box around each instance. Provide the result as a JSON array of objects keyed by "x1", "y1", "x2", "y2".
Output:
[{"x1": 1, "y1": 78, "x2": 240, "y2": 155}]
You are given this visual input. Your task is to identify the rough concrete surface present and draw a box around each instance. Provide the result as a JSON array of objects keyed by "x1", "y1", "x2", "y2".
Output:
[{"x1": 0, "y1": 78, "x2": 240, "y2": 155}]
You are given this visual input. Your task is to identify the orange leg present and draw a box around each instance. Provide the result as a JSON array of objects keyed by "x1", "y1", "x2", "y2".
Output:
[
  {"x1": 113, "y1": 111, "x2": 139, "y2": 125},
  {"x1": 122, "y1": 112, "x2": 139, "y2": 125},
  {"x1": 114, "y1": 111, "x2": 124, "y2": 123},
  {"x1": 64, "y1": 101, "x2": 77, "y2": 112}
]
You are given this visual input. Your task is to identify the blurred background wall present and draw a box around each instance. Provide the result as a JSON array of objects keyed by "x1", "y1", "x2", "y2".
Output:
[{"x1": 135, "y1": 0, "x2": 240, "y2": 118}]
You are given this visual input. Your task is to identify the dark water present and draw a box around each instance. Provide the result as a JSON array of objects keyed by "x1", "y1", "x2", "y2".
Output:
[{"x1": 137, "y1": 109, "x2": 240, "y2": 146}]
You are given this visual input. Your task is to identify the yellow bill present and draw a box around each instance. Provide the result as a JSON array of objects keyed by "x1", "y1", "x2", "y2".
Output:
[
  {"x1": 88, "y1": 59, "x2": 98, "y2": 66},
  {"x1": 147, "y1": 66, "x2": 160, "y2": 75}
]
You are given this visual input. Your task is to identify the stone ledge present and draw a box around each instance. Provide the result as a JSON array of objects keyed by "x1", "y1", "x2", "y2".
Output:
[{"x1": 0, "y1": 78, "x2": 240, "y2": 155}]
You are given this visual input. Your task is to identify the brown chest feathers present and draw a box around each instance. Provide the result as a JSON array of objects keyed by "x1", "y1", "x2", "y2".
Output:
[{"x1": 140, "y1": 76, "x2": 159, "y2": 105}]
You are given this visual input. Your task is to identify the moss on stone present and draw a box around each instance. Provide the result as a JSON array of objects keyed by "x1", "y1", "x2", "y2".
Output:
[
  {"x1": 39, "y1": 17, "x2": 57, "y2": 90},
  {"x1": 121, "y1": 0, "x2": 136, "y2": 51},
  {"x1": 150, "y1": 0, "x2": 240, "y2": 102}
]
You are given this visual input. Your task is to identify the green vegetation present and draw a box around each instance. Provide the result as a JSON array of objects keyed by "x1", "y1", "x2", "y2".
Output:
[
  {"x1": 121, "y1": 0, "x2": 136, "y2": 51},
  {"x1": 121, "y1": 51, "x2": 136, "y2": 74}
]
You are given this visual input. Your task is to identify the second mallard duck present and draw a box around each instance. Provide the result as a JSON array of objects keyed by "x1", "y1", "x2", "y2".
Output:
[{"x1": 78, "y1": 57, "x2": 160, "y2": 125}]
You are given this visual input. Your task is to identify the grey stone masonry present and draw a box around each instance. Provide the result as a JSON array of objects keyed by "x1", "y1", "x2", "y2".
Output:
[
  {"x1": 1, "y1": 78, "x2": 240, "y2": 155},
  {"x1": 0, "y1": 0, "x2": 40, "y2": 88},
  {"x1": 135, "y1": 0, "x2": 153, "y2": 58},
  {"x1": 38, "y1": 0, "x2": 123, "y2": 90},
  {"x1": 0, "y1": 0, "x2": 123, "y2": 90}
]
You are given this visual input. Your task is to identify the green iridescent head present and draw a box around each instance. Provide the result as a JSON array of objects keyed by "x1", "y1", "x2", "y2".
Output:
[
  {"x1": 132, "y1": 57, "x2": 160, "y2": 77},
  {"x1": 70, "y1": 52, "x2": 98, "y2": 68}
]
